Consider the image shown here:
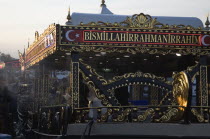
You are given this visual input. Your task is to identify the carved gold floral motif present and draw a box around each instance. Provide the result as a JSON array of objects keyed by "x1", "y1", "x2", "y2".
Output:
[
  {"x1": 122, "y1": 13, "x2": 163, "y2": 28},
  {"x1": 172, "y1": 72, "x2": 189, "y2": 120}
]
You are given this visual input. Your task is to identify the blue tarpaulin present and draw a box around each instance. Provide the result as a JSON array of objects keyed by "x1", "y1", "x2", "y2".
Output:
[
  {"x1": 128, "y1": 100, "x2": 148, "y2": 105},
  {"x1": 0, "y1": 134, "x2": 12, "y2": 139}
]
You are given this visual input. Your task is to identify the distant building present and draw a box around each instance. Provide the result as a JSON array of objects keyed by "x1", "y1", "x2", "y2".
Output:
[
  {"x1": 0, "y1": 62, "x2": 5, "y2": 69},
  {"x1": 0, "y1": 60, "x2": 20, "y2": 84},
  {"x1": 4, "y1": 60, "x2": 20, "y2": 69}
]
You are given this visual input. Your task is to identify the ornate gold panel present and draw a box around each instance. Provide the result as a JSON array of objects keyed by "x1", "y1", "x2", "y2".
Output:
[{"x1": 172, "y1": 72, "x2": 189, "y2": 120}]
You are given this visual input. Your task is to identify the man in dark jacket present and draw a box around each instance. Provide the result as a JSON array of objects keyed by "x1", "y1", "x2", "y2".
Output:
[
  {"x1": 0, "y1": 80, "x2": 11, "y2": 134},
  {"x1": 0, "y1": 80, "x2": 17, "y2": 136}
]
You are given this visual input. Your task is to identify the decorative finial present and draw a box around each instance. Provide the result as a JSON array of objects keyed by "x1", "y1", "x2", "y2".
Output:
[
  {"x1": 205, "y1": 13, "x2": 210, "y2": 29},
  {"x1": 35, "y1": 31, "x2": 39, "y2": 41},
  {"x1": 67, "y1": 6, "x2": 71, "y2": 21},
  {"x1": 66, "y1": 6, "x2": 72, "y2": 25},
  {"x1": 100, "y1": 0, "x2": 113, "y2": 14},
  {"x1": 28, "y1": 38, "x2": 30, "y2": 48},
  {"x1": 24, "y1": 45, "x2": 25, "y2": 55},
  {"x1": 101, "y1": 0, "x2": 106, "y2": 7}
]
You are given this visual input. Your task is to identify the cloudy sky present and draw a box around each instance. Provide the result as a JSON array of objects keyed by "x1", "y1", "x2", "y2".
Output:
[{"x1": 0, "y1": 0, "x2": 209, "y2": 58}]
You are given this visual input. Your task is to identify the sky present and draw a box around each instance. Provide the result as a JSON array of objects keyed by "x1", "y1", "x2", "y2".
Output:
[{"x1": 0, "y1": 0, "x2": 209, "y2": 59}]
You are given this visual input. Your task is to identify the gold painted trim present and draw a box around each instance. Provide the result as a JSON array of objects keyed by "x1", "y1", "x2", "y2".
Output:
[{"x1": 58, "y1": 46, "x2": 210, "y2": 56}]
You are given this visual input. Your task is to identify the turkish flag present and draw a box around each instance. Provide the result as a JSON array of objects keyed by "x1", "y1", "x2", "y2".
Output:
[
  {"x1": 202, "y1": 35, "x2": 210, "y2": 46},
  {"x1": 65, "y1": 29, "x2": 83, "y2": 42}
]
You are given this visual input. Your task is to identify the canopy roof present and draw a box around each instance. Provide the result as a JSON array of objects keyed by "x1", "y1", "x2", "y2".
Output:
[{"x1": 71, "y1": 12, "x2": 204, "y2": 28}]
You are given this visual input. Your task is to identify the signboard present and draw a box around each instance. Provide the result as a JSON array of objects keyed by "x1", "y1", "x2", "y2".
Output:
[
  {"x1": 60, "y1": 26, "x2": 210, "y2": 47},
  {"x1": 26, "y1": 28, "x2": 56, "y2": 62},
  {"x1": 46, "y1": 33, "x2": 55, "y2": 48},
  {"x1": 5, "y1": 60, "x2": 20, "y2": 68}
]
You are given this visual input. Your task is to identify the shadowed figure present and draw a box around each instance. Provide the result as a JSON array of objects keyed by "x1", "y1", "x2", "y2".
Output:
[
  {"x1": 0, "y1": 80, "x2": 16, "y2": 135},
  {"x1": 86, "y1": 86, "x2": 107, "y2": 120}
]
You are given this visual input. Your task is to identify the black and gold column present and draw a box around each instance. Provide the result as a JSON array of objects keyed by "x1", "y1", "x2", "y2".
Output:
[
  {"x1": 200, "y1": 56, "x2": 208, "y2": 106},
  {"x1": 34, "y1": 78, "x2": 39, "y2": 110},
  {"x1": 70, "y1": 52, "x2": 80, "y2": 109},
  {"x1": 200, "y1": 66, "x2": 208, "y2": 106},
  {"x1": 199, "y1": 56, "x2": 208, "y2": 123}
]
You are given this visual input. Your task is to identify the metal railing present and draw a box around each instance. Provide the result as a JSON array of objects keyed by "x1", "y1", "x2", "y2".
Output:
[
  {"x1": 33, "y1": 104, "x2": 210, "y2": 136},
  {"x1": 73, "y1": 105, "x2": 185, "y2": 123}
]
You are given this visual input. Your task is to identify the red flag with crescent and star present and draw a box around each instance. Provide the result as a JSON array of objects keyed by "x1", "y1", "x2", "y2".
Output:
[
  {"x1": 201, "y1": 35, "x2": 210, "y2": 46},
  {"x1": 64, "y1": 29, "x2": 83, "y2": 42}
]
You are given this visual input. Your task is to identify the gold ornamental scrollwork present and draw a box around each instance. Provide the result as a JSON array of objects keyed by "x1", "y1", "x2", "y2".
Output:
[
  {"x1": 137, "y1": 108, "x2": 155, "y2": 122},
  {"x1": 191, "y1": 71, "x2": 199, "y2": 83},
  {"x1": 108, "y1": 71, "x2": 170, "y2": 85},
  {"x1": 185, "y1": 63, "x2": 199, "y2": 83},
  {"x1": 159, "y1": 108, "x2": 179, "y2": 122},
  {"x1": 186, "y1": 63, "x2": 199, "y2": 73},
  {"x1": 79, "y1": 60, "x2": 120, "y2": 106},
  {"x1": 115, "y1": 108, "x2": 131, "y2": 122},
  {"x1": 100, "y1": 108, "x2": 113, "y2": 122},
  {"x1": 81, "y1": 13, "x2": 202, "y2": 30},
  {"x1": 191, "y1": 108, "x2": 204, "y2": 122},
  {"x1": 79, "y1": 58, "x2": 171, "y2": 91},
  {"x1": 80, "y1": 59, "x2": 108, "y2": 85}
]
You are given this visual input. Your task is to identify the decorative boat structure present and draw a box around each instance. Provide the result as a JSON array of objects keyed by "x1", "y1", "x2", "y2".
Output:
[{"x1": 17, "y1": 1, "x2": 210, "y2": 138}]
